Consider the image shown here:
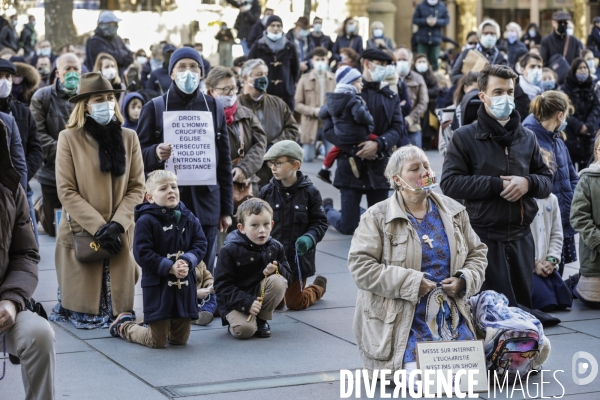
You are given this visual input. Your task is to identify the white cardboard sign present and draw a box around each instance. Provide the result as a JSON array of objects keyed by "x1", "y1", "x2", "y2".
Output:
[
  {"x1": 163, "y1": 110, "x2": 217, "y2": 186},
  {"x1": 416, "y1": 340, "x2": 488, "y2": 394}
]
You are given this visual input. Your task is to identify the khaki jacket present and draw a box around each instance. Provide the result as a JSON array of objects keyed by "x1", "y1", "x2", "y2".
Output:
[
  {"x1": 401, "y1": 71, "x2": 429, "y2": 122},
  {"x1": 348, "y1": 191, "x2": 487, "y2": 371},
  {"x1": 55, "y1": 126, "x2": 145, "y2": 315},
  {"x1": 228, "y1": 105, "x2": 267, "y2": 182},
  {"x1": 194, "y1": 261, "x2": 214, "y2": 289},
  {"x1": 294, "y1": 70, "x2": 336, "y2": 144}
]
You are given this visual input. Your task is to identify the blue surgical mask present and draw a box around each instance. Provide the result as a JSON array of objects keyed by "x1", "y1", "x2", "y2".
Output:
[
  {"x1": 542, "y1": 80, "x2": 555, "y2": 90},
  {"x1": 312, "y1": 24, "x2": 322, "y2": 33},
  {"x1": 373, "y1": 28, "x2": 384, "y2": 38},
  {"x1": 37, "y1": 47, "x2": 51, "y2": 57},
  {"x1": 526, "y1": 68, "x2": 542, "y2": 85},
  {"x1": 528, "y1": 29, "x2": 536, "y2": 37},
  {"x1": 480, "y1": 34, "x2": 497, "y2": 48},
  {"x1": 87, "y1": 101, "x2": 116, "y2": 125},
  {"x1": 484, "y1": 93, "x2": 515, "y2": 120},
  {"x1": 396, "y1": 60, "x2": 410, "y2": 76},
  {"x1": 587, "y1": 59, "x2": 596, "y2": 74},
  {"x1": 506, "y1": 31, "x2": 518, "y2": 43},
  {"x1": 385, "y1": 64, "x2": 396, "y2": 77},
  {"x1": 576, "y1": 73, "x2": 589, "y2": 83},
  {"x1": 299, "y1": 29, "x2": 309, "y2": 38},
  {"x1": 346, "y1": 23, "x2": 356, "y2": 33},
  {"x1": 313, "y1": 61, "x2": 328, "y2": 72},
  {"x1": 415, "y1": 62, "x2": 428, "y2": 73},
  {"x1": 370, "y1": 64, "x2": 387, "y2": 82},
  {"x1": 557, "y1": 117, "x2": 568, "y2": 132},
  {"x1": 266, "y1": 31, "x2": 283, "y2": 41},
  {"x1": 175, "y1": 70, "x2": 200, "y2": 94}
]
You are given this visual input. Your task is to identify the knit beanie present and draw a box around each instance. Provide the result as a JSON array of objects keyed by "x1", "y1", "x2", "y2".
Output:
[
  {"x1": 266, "y1": 15, "x2": 283, "y2": 28},
  {"x1": 335, "y1": 66, "x2": 361, "y2": 85},
  {"x1": 168, "y1": 47, "x2": 202, "y2": 75}
]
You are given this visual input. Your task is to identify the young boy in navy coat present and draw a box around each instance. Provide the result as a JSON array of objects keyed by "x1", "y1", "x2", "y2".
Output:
[
  {"x1": 215, "y1": 198, "x2": 292, "y2": 339},
  {"x1": 110, "y1": 170, "x2": 207, "y2": 348}
]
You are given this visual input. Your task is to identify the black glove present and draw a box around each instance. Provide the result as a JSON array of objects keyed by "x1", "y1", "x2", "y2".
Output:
[{"x1": 95, "y1": 222, "x2": 124, "y2": 254}]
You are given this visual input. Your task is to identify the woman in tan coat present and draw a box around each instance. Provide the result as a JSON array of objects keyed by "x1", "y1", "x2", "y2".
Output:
[
  {"x1": 49, "y1": 72, "x2": 145, "y2": 329},
  {"x1": 348, "y1": 145, "x2": 487, "y2": 386}
]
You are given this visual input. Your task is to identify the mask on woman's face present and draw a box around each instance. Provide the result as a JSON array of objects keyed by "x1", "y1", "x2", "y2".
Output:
[
  {"x1": 12, "y1": 76, "x2": 23, "y2": 85},
  {"x1": 506, "y1": 31, "x2": 518, "y2": 43},
  {"x1": 175, "y1": 70, "x2": 200, "y2": 94},
  {"x1": 480, "y1": 34, "x2": 497, "y2": 48},
  {"x1": 415, "y1": 62, "x2": 428, "y2": 74},
  {"x1": 102, "y1": 67, "x2": 117, "y2": 81},
  {"x1": 136, "y1": 56, "x2": 148, "y2": 65},
  {"x1": 252, "y1": 76, "x2": 269, "y2": 92},
  {"x1": 373, "y1": 28, "x2": 384, "y2": 38},
  {"x1": 528, "y1": 29, "x2": 537, "y2": 37},
  {"x1": 346, "y1": 23, "x2": 356, "y2": 34},
  {"x1": 576, "y1": 72, "x2": 589, "y2": 83},
  {"x1": 556, "y1": 116, "x2": 568, "y2": 132},
  {"x1": 398, "y1": 172, "x2": 437, "y2": 192},
  {"x1": 87, "y1": 101, "x2": 116, "y2": 125},
  {"x1": 542, "y1": 80, "x2": 555, "y2": 90},
  {"x1": 219, "y1": 94, "x2": 237, "y2": 108}
]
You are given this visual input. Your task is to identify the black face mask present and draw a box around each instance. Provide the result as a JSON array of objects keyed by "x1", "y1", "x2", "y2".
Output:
[{"x1": 557, "y1": 24, "x2": 567, "y2": 34}]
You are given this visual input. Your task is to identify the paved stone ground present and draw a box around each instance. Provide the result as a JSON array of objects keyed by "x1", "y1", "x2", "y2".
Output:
[{"x1": 1, "y1": 150, "x2": 599, "y2": 399}]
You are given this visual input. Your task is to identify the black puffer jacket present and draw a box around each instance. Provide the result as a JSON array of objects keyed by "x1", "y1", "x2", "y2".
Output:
[
  {"x1": 441, "y1": 105, "x2": 553, "y2": 241},
  {"x1": 323, "y1": 81, "x2": 403, "y2": 190},
  {"x1": 259, "y1": 172, "x2": 328, "y2": 280},
  {"x1": 319, "y1": 91, "x2": 374, "y2": 145},
  {"x1": 215, "y1": 230, "x2": 292, "y2": 325},
  {"x1": 561, "y1": 74, "x2": 600, "y2": 167},
  {"x1": 84, "y1": 27, "x2": 134, "y2": 76},
  {"x1": 228, "y1": 0, "x2": 261, "y2": 40}
]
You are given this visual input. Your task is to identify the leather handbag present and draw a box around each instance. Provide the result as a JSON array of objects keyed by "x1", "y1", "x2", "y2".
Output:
[
  {"x1": 68, "y1": 214, "x2": 112, "y2": 263},
  {"x1": 231, "y1": 123, "x2": 253, "y2": 210},
  {"x1": 549, "y1": 35, "x2": 572, "y2": 84}
]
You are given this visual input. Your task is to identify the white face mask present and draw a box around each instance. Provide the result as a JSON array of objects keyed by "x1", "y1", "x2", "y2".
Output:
[
  {"x1": 266, "y1": 31, "x2": 283, "y2": 41},
  {"x1": 396, "y1": 60, "x2": 410, "y2": 76},
  {"x1": 219, "y1": 94, "x2": 237, "y2": 108},
  {"x1": 0, "y1": 78, "x2": 12, "y2": 98},
  {"x1": 567, "y1": 28, "x2": 574, "y2": 36},
  {"x1": 312, "y1": 23, "x2": 322, "y2": 33},
  {"x1": 427, "y1": 0, "x2": 439, "y2": 5},
  {"x1": 136, "y1": 56, "x2": 148, "y2": 65},
  {"x1": 313, "y1": 61, "x2": 327, "y2": 71},
  {"x1": 526, "y1": 68, "x2": 542, "y2": 85},
  {"x1": 415, "y1": 62, "x2": 428, "y2": 73},
  {"x1": 373, "y1": 28, "x2": 384, "y2": 38},
  {"x1": 102, "y1": 67, "x2": 117, "y2": 80}
]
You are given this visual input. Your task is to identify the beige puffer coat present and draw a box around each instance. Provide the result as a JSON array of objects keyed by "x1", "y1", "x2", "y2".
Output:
[{"x1": 348, "y1": 191, "x2": 487, "y2": 372}]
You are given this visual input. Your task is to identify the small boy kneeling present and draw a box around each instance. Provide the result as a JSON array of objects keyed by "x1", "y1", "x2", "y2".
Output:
[
  {"x1": 215, "y1": 198, "x2": 292, "y2": 339},
  {"x1": 110, "y1": 170, "x2": 207, "y2": 347}
]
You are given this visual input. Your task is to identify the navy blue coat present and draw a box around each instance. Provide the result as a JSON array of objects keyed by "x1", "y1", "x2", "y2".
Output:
[
  {"x1": 319, "y1": 91, "x2": 374, "y2": 145},
  {"x1": 502, "y1": 39, "x2": 528, "y2": 68},
  {"x1": 311, "y1": 33, "x2": 334, "y2": 52},
  {"x1": 246, "y1": 20, "x2": 265, "y2": 50},
  {"x1": 133, "y1": 202, "x2": 208, "y2": 324},
  {"x1": 323, "y1": 81, "x2": 403, "y2": 190},
  {"x1": 412, "y1": 1, "x2": 450, "y2": 46},
  {"x1": 523, "y1": 114, "x2": 579, "y2": 238},
  {"x1": 2, "y1": 112, "x2": 27, "y2": 191},
  {"x1": 121, "y1": 92, "x2": 145, "y2": 131},
  {"x1": 258, "y1": 172, "x2": 328, "y2": 280},
  {"x1": 136, "y1": 83, "x2": 234, "y2": 226},
  {"x1": 85, "y1": 27, "x2": 134, "y2": 77},
  {"x1": 144, "y1": 67, "x2": 171, "y2": 94},
  {"x1": 215, "y1": 230, "x2": 292, "y2": 325},
  {"x1": 227, "y1": 0, "x2": 261, "y2": 40},
  {"x1": 332, "y1": 34, "x2": 364, "y2": 62}
]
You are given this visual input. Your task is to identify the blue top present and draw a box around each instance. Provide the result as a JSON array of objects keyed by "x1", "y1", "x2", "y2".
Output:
[{"x1": 403, "y1": 201, "x2": 475, "y2": 363}]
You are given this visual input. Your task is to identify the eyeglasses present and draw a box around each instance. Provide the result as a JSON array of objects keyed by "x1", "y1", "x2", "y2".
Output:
[
  {"x1": 266, "y1": 160, "x2": 291, "y2": 168},
  {"x1": 175, "y1": 63, "x2": 201, "y2": 72},
  {"x1": 214, "y1": 86, "x2": 236, "y2": 95}
]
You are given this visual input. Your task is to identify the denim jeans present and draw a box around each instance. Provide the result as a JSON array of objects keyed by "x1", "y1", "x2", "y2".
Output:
[
  {"x1": 240, "y1": 40, "x2": 250, "y2": 56},
  {"x1": 303, "y1": 144, "x2": 316, "y2": 162},
  {"x1": 324, "y1": 188, "x2": 389, "y2": 234},
  {"x1": 27, "y1": 189, "x2": 39, "y2": 245},
  {"x1": 199, "y1": 293, "x2": 217, "y2": 314},
  {"x1": 408, "y1": 130, "x2": 422, "y2": 148}
]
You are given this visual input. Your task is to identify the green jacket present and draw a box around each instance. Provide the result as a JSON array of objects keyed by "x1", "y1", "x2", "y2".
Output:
[{"x1": 571, "y1": 163, "x2": 600, "y2": 277}]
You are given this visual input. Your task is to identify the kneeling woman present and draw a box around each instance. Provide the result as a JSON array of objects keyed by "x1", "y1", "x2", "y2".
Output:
[
  {"x1": 348, "y1": 145, "x2": 487, "y2": 379},
  {"x1": 50, "y1": 73, "x2": 145, "y2": 328}
]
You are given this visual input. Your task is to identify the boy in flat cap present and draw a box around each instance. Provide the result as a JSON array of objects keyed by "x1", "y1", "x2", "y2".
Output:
[{"x1": 259, "y1": 140, "x2": 328, "y2": 310}]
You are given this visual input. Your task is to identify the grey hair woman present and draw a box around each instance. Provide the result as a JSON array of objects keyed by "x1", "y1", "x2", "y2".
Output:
[{"x1": 348, "y1": 145, "x2": 487, "y2": 385}]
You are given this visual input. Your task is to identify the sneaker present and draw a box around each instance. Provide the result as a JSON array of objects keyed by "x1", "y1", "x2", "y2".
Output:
[
  {"x1": 109, "y1": 312, "x2": 134, "y2": 338},
  {"x1": 349, "y1": 157, "x2": 360, "y2": 178},
  {"x1": 316, "y1": 169, "x2": 332, "y2": 184},
  {"x1": 196, "y1": 311, "x2": 214, "y2": 326},
  {"x1": 322, "y1": 198, "x2": 333, "y2": 210},
  {"x1": 312, "y1": 275, "x2": 327, "y2": 293},
  {"x1": 254, "y1": 318, "x2": 271, "y2": 338}
]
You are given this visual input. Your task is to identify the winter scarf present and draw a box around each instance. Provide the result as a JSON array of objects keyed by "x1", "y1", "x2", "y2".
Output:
[
  {"x1": 224, "y1": 101, "x2": 238, "y2": 126},
  {"x1": 260, "y1": 31, "x2": 287, "y2": 53},
  {"x1": 83, "y1": 117, "x2": 127, "y2": 176},
  {"x1": 519, "y1": 75, "x2": 542, "y2": 100},
  {"x1": 477, "y1": 103, "x2": 521, "y2": 148}
]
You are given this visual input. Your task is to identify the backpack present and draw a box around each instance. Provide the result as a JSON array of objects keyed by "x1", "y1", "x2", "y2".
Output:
[{"x1": 487, "y1": 329, "x2": 540, "y2": 383}]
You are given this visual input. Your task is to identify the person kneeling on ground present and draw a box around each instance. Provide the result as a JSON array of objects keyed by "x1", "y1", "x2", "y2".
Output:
[
  {"x1": 110, "y1": 170, "x2": 208, "y2": 348},
  {"x1": 215, "y1": 198, "x2": 292, "y2": 339},
  {"x1": 194, "y1": 260, "x2": 216, "y2": 326},
  {"x1": 259, "y1": 140, "x2": 329, "y2": 310}
]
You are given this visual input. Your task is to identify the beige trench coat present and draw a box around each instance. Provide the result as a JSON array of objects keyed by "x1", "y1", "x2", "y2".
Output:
[
  {"x1": 294, "y1": 70, "x2": 336, "y2": 145},
  {"x1": 55, "y1": 126, "x2": 145, "y2": 315},
  {"x1": 348, "y1": 191, "x2": 487, "y2": 372}
]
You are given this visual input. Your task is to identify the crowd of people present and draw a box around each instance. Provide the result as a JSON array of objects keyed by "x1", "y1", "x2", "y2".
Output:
[{"x1": 4, "y1": 1, "x2": 600, "y2": 398}]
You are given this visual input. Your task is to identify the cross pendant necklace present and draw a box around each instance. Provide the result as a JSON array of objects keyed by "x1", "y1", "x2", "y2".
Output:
[{"x1": 422, "y1": 234, "x2": 434, "y2": 249}]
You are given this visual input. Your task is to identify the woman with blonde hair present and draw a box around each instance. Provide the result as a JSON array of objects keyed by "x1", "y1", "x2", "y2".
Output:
[
  {"x1": 93, "y1": 52, "x2": 125, "y2": 105},
  {"x1": 522, "y1": 91, "x2": 578, "y2": 276},
  {"x1": 49, "y1": 72, "x2": 145, "y2": 329},
  {"x1": 366, "y1": 21, "x2": 394, "y2": 51}
]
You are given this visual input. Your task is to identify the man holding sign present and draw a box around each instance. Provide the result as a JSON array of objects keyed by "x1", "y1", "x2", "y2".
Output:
[{"x1": 137, "y1": 47, "x2": 233, "y2": 273}]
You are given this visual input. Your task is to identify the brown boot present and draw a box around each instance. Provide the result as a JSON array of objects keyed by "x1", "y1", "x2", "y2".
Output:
[{"x1": 312, "y1": 275, "x2": 327, "y2": 294}]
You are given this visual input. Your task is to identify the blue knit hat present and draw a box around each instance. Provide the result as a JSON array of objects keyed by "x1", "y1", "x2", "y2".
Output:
[
  {"x1": 168, "y1": 47, "x2": 202, "y2": 75},
  {"x1": 335, "y1": 66, "x2": 361, "y2": 85}
]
